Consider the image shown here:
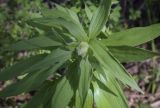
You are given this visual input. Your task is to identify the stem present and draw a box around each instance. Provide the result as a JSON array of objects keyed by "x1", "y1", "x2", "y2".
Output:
[
  {"x1": 80, "y1": 0, "x2": 85, "y2": 9},
  {"x1": 146, "y1": 2, "x2": 152, "y2": 24},
  {"x1": 151, "y1": 40, "x2": 157, "y2": 68},
  {"x1": 146, "y1": 0, "x2": 157, "y2": 68}
]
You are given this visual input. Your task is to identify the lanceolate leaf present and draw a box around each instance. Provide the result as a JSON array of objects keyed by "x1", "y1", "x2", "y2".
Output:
[
  {"x1": 41, "y1": 5, "x2": 86, "y2": 41},
  {"x1": 29, "y1": 17, "x2": 87, "y2": 41},
  {"x1": 94, "y1": 71, "x2": 129, "y2": 108},
  {"x1": 90, "y1": 40, "x2": 142, "y2": 92},
  {"x1": 92, "y1": 81, "x2": 112, "y2": 108},
  {"x1": 108, "y1": 46, "x2": 160, "y2": 62},
  {"x1": 51, "y1": 77, "x2": 74, "y2": 108},
  {"x1": 50, "y1": 28, "x2": 72, "y2": 43},
  {"x1": 75, "y1": 89, "x2": 93, "y2": 108},
  {"x1": 24, "y1": 81, "x2": 57, "y2": 108},
  {"x1": 23, "y1": 49, "x2": 71, "y2": 73},
  {"x1": 7, "y1": 36, "x2": 62, "y2": 51},
  {"x1": 0, "y1": 55, "x2": 46, "y2": 81},
  {"x1": 0, "y1": 68, "x2": 47, "y2": 97},
  {"x1": 0, "y1": 57, "x2": 68, "y2": 98},
  {"x1": 51, "y1": 61, "x2": 80, "y2": 108},
  {"x1": 89, "y1": 0, "x2": 111, "y2": 38},
  {"x1": 45, "y1": 29, "x2": 66, "y2": 44},
  {"x1": 84, "y1": 89, "x2": 93, "y2": 108},
  {"x1": 102, "y1": 23, "x2": 160, "y2": 46},
  {"x1": 78, "y1": 57, "x2": 92, "y2": 106},
  {"x1": 42, "y1": 4, "x2": 81, "y2": 25},
  {"x1": 75, "y1": 91, "x2": 82, "y2": 108},
  {"x1": 31, "y1": 5, "x2": 84, "y2": 36},
  {"x1": 0, "y1": 49, "x2": 71, "y2": 97},
  {"x1": 85, "y1": 5, "x2": 92, "y2": 21}
]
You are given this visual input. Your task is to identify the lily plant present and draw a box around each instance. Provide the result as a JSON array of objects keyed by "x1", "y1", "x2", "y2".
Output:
[{"x1": 0, "y1": 0, "x2": 160, "y2": 108}]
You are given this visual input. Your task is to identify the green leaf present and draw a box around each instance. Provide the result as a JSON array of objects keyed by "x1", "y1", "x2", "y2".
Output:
[
  {"x1": 0, "y1": 55, "x2": 46, "y2": 81},
  {"x1": 45, "y1": 29, "x2": 66, "y2": 44},
  {"x1": 51, "y1": 77, "x2": 73, "y2": 108},
  {"x1": 92, "y1": 81, "x2": 112, "y2": 108},
  {"x1": 78, "y1": 57, "x2": 92, "y2": 106},
  {"x1": 23, "y1": 49, "x2": 71, "y2": 73},
  {"x1": 51, "y1": 61, "x2": 80, "y2": 108},
  {"x1": 92, "y1": 65, "x2": 118, "y2": 96},
  {"x1": 108, "y1": 46, "x2": 160, "y2": 62},
  {"x1": 29, "y1": 17, "x2": 87, "y2": 41},
  {"x1": 89, "y1": 40, "x2": 142, "y2": 92},
  {"x1": 0, "y1": 68, "x2": 46, "y2": 97},
  {"x1": 24, "y1": 81, "x2": 57, "y2": 108},
  {"x1": 7, "y1": 36, "x2": 61, "y2": 51},
  {"x1": 26, "y1": 20, "x2": 51, "y2": 31},
  {"x1": 67, "y1": 60, "x2": 81, "y2": 92},
  {"x1": 0, "y1": 49, "x2": 71, "y2": 97},
  {"x1": 102, "y1": 23, "x2": 160, "y2": 46},
  {"x1": 41, "y1": 27, "x2": 71, "y2": 45},
  {"x1": 85, "y1": 5, "x2": 107, "y2": 37},
  {"x1": 89, "y1": 0, "x2": 111, "y2": 38},
  {"x1": 30, "y1": 5, "x2": 88, "y2": 41},
  {"x1": 84, "y1": 89, "x2": 93, "y2": 108},
  {"x1": 94, "y1": 71, "x2": 129, "y2": 108},
  {"x1": 75, "y1": 91, "x2": 82, "y2": 108},
  {"x1": 75, "y1": 89, "x2": 93, "y2": 108},
  {"x1": 42, "y1": 4, "x2": 80, "y2": 25},
  {"x1": 0, "y1": 59, "x2": 67, "y2": 98},
  {"x1": 85, "y1": 5, "x2": 92, "y2": 21}
]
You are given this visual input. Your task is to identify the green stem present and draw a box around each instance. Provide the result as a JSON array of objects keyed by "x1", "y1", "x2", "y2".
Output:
[
  {"x1": 146, "y1": 0, "x2": 157, "y2": 68},
  {"x1": 151, "y1": 40, "x2": 157, "y2": 68}
]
